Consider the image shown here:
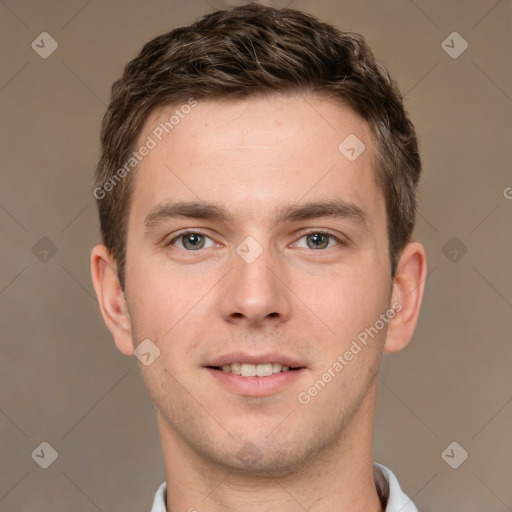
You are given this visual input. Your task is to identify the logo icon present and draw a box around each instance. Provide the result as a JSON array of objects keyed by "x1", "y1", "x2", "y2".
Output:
[
  {"x1": 134, "y1": 339, "x2": 161, "y2": 366},
  {"x1": 441, "y1": 441, "x2": 468, "y2": 469},
  {"x1": 31, "y1": 32, "x2": 59, "y2": 59},
  {"x1": 236, "y1": 236, "x2": 263, "y2": 264},
  {"x1": 441, "y1": 32, "x2": 468, "y2": 59},
  {"x1": 236, "y1": 442, "x2": 263, "y2": 465},
  {"x1": 32, "y1": 237, "x2": 58, "y2": 263},
  {"x1": 32, "y1": 441, "x2": 58, "y2": 469},
  {"x1": 338, "y1": 134, "x2": 365, "y2": 161},
  {"x1": 442, "y1": 236, "x2": 468, "y2": 263}
]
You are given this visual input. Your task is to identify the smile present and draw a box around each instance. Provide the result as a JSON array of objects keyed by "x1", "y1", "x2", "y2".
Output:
[{"x1": 216, "y1": 362, "x2": 295, "y2": 377}]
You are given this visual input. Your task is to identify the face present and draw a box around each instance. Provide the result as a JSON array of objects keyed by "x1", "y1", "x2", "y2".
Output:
[{"x1": 123, "y1": 94, "x2": 393, "y2": 476}]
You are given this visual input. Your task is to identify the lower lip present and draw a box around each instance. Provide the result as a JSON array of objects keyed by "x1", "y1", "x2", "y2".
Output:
[{"x1": 205, "y1": 367, "x2": 306, "y2": 396}]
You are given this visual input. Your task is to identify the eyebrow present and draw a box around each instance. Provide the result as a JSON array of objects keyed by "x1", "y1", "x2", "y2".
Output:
[{"x1": 143, "y1": 198, "x2": 369, "y2": 233}]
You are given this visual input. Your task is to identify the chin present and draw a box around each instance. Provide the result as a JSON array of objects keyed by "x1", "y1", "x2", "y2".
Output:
[
  {"x1": 216, "y1": 450, "x2": 309, "y2": 478},
  {"x1": 202, "y1": 433, "x2": 325, "y2": 478}
]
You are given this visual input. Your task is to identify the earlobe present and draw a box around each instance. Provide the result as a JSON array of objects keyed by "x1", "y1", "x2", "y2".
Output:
[
  {"x1": 384, "y1": 242, "x2": 427, "y2": 354},
  {"x1": 90, "y1": 244, "x2": 134, "y2": 356}
]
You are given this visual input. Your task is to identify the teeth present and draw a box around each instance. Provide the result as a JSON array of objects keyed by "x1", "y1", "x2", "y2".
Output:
[
  {"x1": 240, "y1": 363, "x2": 256, "y2": 377},
  {"x1": 256, "y1": 363, "x2": 272, "y2": 377},
  {"x1": 219, "y1": 363, "x2": 294, "y2": 377}
]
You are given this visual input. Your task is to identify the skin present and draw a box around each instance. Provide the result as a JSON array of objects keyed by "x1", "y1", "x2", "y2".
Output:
[{"x1": 91, "y1": 93, "x2": 426, "y2": 512}]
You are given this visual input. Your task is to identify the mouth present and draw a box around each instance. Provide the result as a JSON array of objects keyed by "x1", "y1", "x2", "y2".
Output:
[
  {"x1": 208, "y1": 362, "x2": 301, "y2": 377},
  {"x1": 204, "y1": 353, "x2": 307, "y2": 396}
]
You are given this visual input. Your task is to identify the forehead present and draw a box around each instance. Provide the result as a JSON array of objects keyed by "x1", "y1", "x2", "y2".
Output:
[{"x1": 129, "y1": 93, "x2": 381, "y2": 226}]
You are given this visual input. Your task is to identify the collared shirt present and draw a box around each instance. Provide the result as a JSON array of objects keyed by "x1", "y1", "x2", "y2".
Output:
[{"x1": 149, "y1": 462, "x2": 418, "y2": 511}]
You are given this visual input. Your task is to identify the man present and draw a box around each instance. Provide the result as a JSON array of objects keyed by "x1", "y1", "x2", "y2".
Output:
[{"x1": 90, "y1": 3, "x2": 427, "y2": 511}]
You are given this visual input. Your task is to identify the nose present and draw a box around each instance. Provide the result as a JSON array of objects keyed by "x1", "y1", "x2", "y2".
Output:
[{"x1": 217, "y1": 240, "x2": 292, "y2": 327}]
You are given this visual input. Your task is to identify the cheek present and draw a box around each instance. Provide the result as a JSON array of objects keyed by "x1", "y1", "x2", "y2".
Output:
[
  {"x1": 127, "y1": 260, "x2": 212, "y2": 361},
  {"x1": 293, "y1": 264, "x2": 389, "y2": 340},
  {"x1": 127, "y1": 247, "x2": 182, "y2": 318}
]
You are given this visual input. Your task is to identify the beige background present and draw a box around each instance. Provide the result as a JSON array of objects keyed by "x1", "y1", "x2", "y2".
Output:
[{"x1": 1, "y1": 0, "x2": 511, "y2": 510}]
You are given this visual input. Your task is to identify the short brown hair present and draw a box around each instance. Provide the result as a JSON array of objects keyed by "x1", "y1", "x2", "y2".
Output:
[{"x1": 93, "y1": 2, "x2": 421, "y2": 290}]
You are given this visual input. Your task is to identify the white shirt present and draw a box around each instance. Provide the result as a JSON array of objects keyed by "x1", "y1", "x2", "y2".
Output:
[{"x1": 149, "y1": 462, "x2": 418, "y2": 511}]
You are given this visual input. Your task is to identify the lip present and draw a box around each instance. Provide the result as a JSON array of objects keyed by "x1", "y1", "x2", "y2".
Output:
[
  {"x1": 205, "y1": 366, "x2": 307, "y2": 397},
  {"x1": 206, "y1": 352, "x2": 306, "y2": 369},
  {"x1": 204, "y1": 352, "x2": 308, "y2": 397}
]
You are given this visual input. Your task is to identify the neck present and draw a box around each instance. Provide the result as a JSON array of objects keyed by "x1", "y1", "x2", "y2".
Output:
[{"x1": 158, "y1": 383, "x2": 383, "y2": 512}]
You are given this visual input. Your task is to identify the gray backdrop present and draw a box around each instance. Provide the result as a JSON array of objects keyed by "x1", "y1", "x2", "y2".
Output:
[{"x1": 1, "y1": 0, "x2": 511, "y2": 510}]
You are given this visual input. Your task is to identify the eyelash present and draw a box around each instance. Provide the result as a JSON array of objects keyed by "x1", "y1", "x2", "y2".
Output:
[{"x1": 166, "y1": 229, "x2": 346, "y2": 251}]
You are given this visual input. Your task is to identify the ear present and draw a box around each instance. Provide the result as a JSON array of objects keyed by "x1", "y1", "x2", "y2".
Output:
[
  {"x1": 384, "y1": 242, "x2": 427, "y2": 354},
  {"x1": 90, "y1": 244, "x2": 134, "y2": 356}
]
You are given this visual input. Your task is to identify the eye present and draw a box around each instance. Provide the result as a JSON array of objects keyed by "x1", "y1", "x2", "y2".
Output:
[
  {"x1": 293, "y1": 231, "x2": 342, "y2": 250},
  {"x1": 168, "y1": 231, "x2": 216, "y2": 251}
]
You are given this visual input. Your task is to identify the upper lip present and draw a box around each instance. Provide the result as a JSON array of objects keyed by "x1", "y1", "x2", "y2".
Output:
[{"x1": 206, "y1": 352, "x2": 306, "y2": 369}]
